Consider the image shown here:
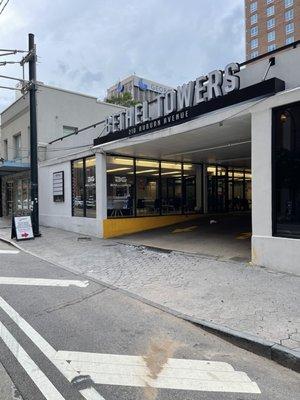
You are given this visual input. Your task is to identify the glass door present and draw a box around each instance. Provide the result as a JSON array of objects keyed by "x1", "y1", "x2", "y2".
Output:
[{"x1": 6, "y1": 182, "x2": 13, "y2": 216}]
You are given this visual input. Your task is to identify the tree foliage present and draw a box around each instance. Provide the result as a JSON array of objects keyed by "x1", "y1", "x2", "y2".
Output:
[{"x1": 106, "y1": 92, "x2": 138, "y2": 107}]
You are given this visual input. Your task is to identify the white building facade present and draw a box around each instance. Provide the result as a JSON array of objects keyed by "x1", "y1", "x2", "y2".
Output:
[
  {"x1": 1, "y1": 43, "x2": 300, "y2": 275},
  {"x1": 0, "y1": 84, "x2": 123, "y2": 222}
]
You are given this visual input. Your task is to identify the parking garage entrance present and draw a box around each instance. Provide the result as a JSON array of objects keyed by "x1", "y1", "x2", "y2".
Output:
[{"x1": 104, "y1": 153, "x2": 252, "y2": 261}]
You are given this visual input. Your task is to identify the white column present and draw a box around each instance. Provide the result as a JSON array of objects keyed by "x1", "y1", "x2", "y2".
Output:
[
  {"x1": 251, "y1": 109, "x2": 272, "y2": 237},
  {"x1": 95, "y1": 151, "x2": 107, "y2": 237}
]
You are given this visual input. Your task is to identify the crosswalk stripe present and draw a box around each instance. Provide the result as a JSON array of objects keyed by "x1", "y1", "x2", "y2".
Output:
[
  {"x1": 0, "y1": 296, "x2": 105, "y2": 400},
  {"x1": 70, "y1": 361, "x2": 252, "y2": 382},
  {"x1": 0, "y1": 249, "x2": 19, "y2": 254},
  {"x1": 83, "y1": 372, "x2": 260, "y2": 393},
  {"x1": 55, "y1": 351, "x2": 234, "y2": 371},
  {"x1": 0, "y1": 277, "x2": 89, "y2": 287},
  {"x1": 56, "y1": 351, "x2": 261, "y2": 394},
  {"x1": 0, "y1": 320, "x2": 66, "y2": 400}
]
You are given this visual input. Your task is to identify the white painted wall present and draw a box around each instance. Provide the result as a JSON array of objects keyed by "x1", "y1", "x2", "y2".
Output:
[
  {"x1": 251, "y1": 88, "x2": 300, "y2": 275},
  {"x1": 39, "y1": 157, "x2": 101, "y2": 237},
  {"x1": 240, "y1": 46, "x2": 300, "y2": 91},
  {"x1": 0, "y1": 95, "x2": 30, "y2": 162},
  {"x1": 0, "y1": 84, "x2": 123, "y2": 163}
]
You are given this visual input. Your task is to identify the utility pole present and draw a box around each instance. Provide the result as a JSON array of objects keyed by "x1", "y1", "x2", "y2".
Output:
[{"x1": 28, "y1": 33, "x2": 40, "y2": 236}]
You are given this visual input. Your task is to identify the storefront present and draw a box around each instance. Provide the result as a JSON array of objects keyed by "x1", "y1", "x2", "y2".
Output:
[
  {"x1": 38, "y1": 42, "x2": 300, "y2": 274},
  {"x1": 0, "y1": 161, "x2": 30, "y2": 218}
]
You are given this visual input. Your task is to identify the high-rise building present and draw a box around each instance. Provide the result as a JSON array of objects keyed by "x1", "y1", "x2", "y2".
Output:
[{"x1": 245, "y1": 0, "x2": 300, "y2": 60}]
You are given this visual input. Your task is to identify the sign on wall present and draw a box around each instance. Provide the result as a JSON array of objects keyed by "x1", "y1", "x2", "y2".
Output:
[
  {"x1": 53, "y1": 171, "x2": 64, "y2": 202},
  {"x1": 95, "y1": 62, "x2": 285, "y2": 147}
]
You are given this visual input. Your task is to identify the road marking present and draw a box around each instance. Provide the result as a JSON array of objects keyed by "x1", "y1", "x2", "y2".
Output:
[
  {"x1": 0, "y1": 249, "x2": 19, "y2": 254},
  {"x1": 0, "y1": 277, "x2": 89, "y2": 287},
  {"x1": 172, "y1": 226, "x2": 198, "y2": 234},
  {"x1": 55, "y1": 351, "x2": 234, "y2": 371},
  {"x1": 0, "y1": 320, "x2": 66, "y2": 400},
  {"x1": 0, "y1": 296, "x2": 105, "y2": 400},
  {"x1": 56, "y1": 351, "x2": 261, "y2": 394}
]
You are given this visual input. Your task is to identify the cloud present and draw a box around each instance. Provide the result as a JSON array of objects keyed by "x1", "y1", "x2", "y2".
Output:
[{"x1": 0, "y1": 0, "x2": 244, "y2": 111}]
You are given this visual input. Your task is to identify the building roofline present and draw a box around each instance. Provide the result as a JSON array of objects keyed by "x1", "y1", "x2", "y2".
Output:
[
  {"x1": 0, "y1": 83, "x2": 125, "y2": 116},
  {"x1": 241, "y1": 40, "x2": 300, "y2": 66},
  {"x1": 0, "y1": 92, "x2": 28, "y2": 116},
  {"x1": 107, "y1": 74, "x2": 174, "y2": 91},
  {"x1": 36, "y1": 83, "x2": 126, "y2": 108}
]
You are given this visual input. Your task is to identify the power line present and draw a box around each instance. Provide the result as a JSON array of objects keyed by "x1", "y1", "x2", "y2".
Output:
[
  {"x1": 0, "y1": 0, "x2": 10, "y2": 16},
  {"x1": 48, "y1": 119, "x2": 106, "y2": 144},
  {"x1": 0, "y1": 85, "x2": 22, "y2": 91},
  {"x1": 6, "y1": 143, "x2": 93, "y2": 153},
  {"x1": 0, "y1": 49, "x2": 27, "y2": 53},
  {"x1": 0, "y1": 61, "x2": 21, "y2": 66}
]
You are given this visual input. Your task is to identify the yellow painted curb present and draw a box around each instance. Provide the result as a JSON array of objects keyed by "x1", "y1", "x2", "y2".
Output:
[{"x1": 103, "y1": 214, "x2": 200, "y2": 238}]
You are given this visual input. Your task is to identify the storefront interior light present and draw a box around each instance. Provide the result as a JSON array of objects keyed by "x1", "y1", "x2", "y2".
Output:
[
  {"x1": 135, "y1": 169, "x2": 158, "y2": 174},
  {"x1": 136, "y1": 160, "x2": 159, "y2": 168},
  {"x1": 107, "y1": 167, "x2": 131, "y2": 173},
  {"x1": 161, "y1": 162, "x2": 182, "y2": 170},
  {"x1": 280, "y1": 112, "x2": 287, "y2": 123},
  {"x1": 160, "y1": 171, "x2": 181, "y2": 176},
  {"x1": 112, "y1": 157, "x2": 134, "y2": 166},
  {"x1": 85, "y1": 158, "x2": 96, "y2": 167}
]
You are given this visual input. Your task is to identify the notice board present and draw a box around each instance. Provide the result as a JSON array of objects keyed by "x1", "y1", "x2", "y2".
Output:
[{"x1": 11, "y1": 215, "x2": 34, "y2": 241}]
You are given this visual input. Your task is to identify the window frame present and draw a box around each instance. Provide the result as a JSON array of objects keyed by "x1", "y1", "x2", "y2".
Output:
[
  {"x1": 250, "y1": 26, "x2": 258, "y2": 37},
  {"x1": 266, "y1": 5, "x2": 275, "y2": 16},
  {"x1": 13, "y1": 133, "x2": 21, "y2": 160},
  {"x1": 250, "y1": 13, "x2": 258, "y2": 25},
  {"x1": 272, "y1": 101, "x2": 300, "y2": 238},
  {"x1": 63, "y1": 125, "x2": 78, "y2": 137},
  {"x1": 285, "y1": 8, "x2": 294, "y2": 21},
  {"x1": 250, "y1": 1, "x2": 257, "y2": 13},
  {"x1": 106, "y1": 154, "x2": 203, "y2": 219},
  {"x1": 71, "y1": 155, "x2": 96, "y2": 218},
  {"x1": 285, "y1": 22, "x2": 294, "y2": 35},
  {"x1": 267, "y1": 18, "x2": 275, "y2": 30},
  {"x1": 251, "y1": 38, "x2": 258, "y2": 49},
  {"x1": 268, "y1": 30, "x2": 276, "y2": 42},
  {"x1": 268, "y1": 43, "x2": 277, "y2": 52},
  {"x1": 286, "y1": 36, "x2": 294, "y2": 45},
  {"x1": 285, "y1": 0, "x2": 293, "y2": 8}
]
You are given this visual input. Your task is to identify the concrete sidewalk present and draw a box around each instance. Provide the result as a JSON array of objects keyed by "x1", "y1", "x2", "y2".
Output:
[{"x1": 0, "y1": 224, "x2": 299, "y2": 353}]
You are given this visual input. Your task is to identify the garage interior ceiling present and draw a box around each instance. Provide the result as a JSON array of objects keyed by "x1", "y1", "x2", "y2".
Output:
[{"x1": 106, "y1": 114, "x2": 252, "y2": 168}]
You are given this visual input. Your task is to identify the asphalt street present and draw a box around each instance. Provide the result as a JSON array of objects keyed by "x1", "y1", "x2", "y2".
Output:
[{"x1": 0, "y1": 240, "x2": 299, "y2": 400}]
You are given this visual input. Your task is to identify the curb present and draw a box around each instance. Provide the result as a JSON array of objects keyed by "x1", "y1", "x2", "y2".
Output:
[{"x1": 0, "y1": 235, "x2": 299, "y2": 373}]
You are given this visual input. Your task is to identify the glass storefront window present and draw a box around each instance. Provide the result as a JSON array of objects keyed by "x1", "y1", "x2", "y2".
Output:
[
  {"x1": 233, "y1": 169, "x2": 244, "y2": 211},
  {"x1": 245, "y1": 170, "x2": 252, "y2": 210},
  {"x1": 107, "y1": 156, "x2": 134, "y2": 217},
  {"x1": 72, "y1": 156, "x2": 96, "y2": 218},
  {"x1": 106, "y1": 155, "x2": 203, "y2": 218},
  {"x1": 207, "y1": 166, "x2": 251, "y2": 213},
  {"x1": 161, "y1": 161, "x2": 182, "y2": 215},
  {"x1": 183, "y1": 163, "x2": 197, "y2": 213},
  {"x1": 136, "y1": 159, "x2": 160, "y2": 216},
  {"x1": 72, "y1": 159, "x2": 84, "y2": 217},
  {"x1": 85, "y1": 157, "x2": 96, "y2": 218},
  {"x1": 274, "y1": 103, "x2": 300, "y2": 237}
]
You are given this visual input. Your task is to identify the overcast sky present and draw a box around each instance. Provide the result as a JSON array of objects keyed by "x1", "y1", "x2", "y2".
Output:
[{"x1": 0, "y1": 0, "x2": 245, "y2": 112}]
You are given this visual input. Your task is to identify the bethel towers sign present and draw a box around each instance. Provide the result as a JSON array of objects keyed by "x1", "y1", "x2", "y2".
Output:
[
  {"x1": 104, "y1": 63, "x2": 240, "y2": 136},
  {"x1": 94, "y1": 65, "x2": 285, "y2": 146}
]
